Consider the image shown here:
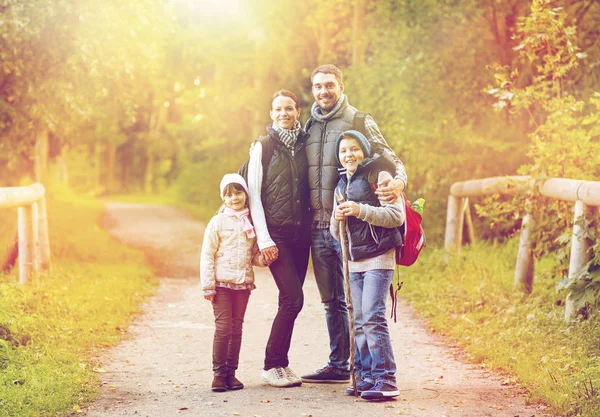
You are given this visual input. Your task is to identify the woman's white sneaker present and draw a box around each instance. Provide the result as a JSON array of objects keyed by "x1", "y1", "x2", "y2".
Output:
[
  {"x1": 262, "y1": 367, "x2": 294, "y2": 387},
  {"x1": 282, "y1": 367, "x2": 302, "y2": 386}
]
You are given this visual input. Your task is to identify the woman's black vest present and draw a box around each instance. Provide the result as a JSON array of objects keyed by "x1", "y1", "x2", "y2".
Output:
[
  {"x1": 336, "y1": 157, "x2": 403, "y2": 261},
  {"x1": 261, "y1": 126, "x2": 311, "y2": 228}
]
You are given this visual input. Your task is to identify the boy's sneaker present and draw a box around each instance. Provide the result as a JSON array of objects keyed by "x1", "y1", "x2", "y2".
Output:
[
  {"x1": 282, "y1": 367, "x2": 302, "y2": 386},
  {"x1": 262, "y1": 367, "x2": 294, "y2": 387},
  {"x1": 360, "y1": 381, "x2": 400, "y2": 400},
  {"x1": 345, "y1": 380, "x2": 375, "y2": 396},
  {"x1": 300, "y1": 366, "x2": 351, "y2": 383}
]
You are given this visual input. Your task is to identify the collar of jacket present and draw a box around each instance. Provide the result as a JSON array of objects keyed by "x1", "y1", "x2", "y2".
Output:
[
  {"x1": 336, "y1": 153, "x2": 384, "y2": 178},
  {"x1": 265, "y1": 125, "x2": 309, "y2": 147}
]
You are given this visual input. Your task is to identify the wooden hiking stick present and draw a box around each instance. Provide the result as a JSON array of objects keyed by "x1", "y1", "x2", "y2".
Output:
[{"x1": 335, "y1": 189, "x2": 357, "y2": 396}]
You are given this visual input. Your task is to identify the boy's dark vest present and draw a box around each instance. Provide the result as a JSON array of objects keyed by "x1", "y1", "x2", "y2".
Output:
[
  {"x1": 336, "y1": 158, "x2": 403, "y2": 261},
  {"x1": 262, "y1": 127, "x2": 311, "y2": 227}
]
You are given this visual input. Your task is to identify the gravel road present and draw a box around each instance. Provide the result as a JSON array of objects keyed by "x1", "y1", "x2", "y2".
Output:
[{"x1": 83, "y1": 201, "x2": 550, "y2": 417}]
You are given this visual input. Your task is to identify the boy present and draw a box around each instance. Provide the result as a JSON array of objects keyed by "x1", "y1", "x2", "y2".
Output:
[{"x1": 330, "y1": 130, "x2": 405, "y2": 399}]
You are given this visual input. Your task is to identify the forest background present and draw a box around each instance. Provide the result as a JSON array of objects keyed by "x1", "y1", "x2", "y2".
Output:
[
  {"x1": 2, "y1": 1, "x2": 600, "y2": 416},
  {"x1": 1, "y1": 0, "x2": 599, "y2": 242}
]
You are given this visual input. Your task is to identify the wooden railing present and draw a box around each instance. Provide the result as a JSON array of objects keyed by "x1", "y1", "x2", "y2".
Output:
[
  {"x1": 0, "y1": 183, "x2": 51, "y2": 283},
  {"x1": 445, "y1": 176, "x2": 600, "y2": 322}
]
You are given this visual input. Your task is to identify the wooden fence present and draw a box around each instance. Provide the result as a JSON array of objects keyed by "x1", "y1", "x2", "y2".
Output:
[
  {"x1": 0, "y1": 183, "x2": 51, "y2": 284},
  {"x1": 444, "y1": 176, "x2": 600, "y2": 322}
]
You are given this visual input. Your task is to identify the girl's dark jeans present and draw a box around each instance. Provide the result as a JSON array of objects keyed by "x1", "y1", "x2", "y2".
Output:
[
  {"x1": 212, "y1": 287, "x2": 251, "y2": 377},
  {"x1": 264, "y1": 225, "x2": 311, "y2": 370}
]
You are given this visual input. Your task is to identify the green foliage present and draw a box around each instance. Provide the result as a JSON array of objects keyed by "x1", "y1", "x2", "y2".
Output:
[
  {"x1": 402, "y1": 242, "x2": 600, "y2": 416},
  {"x1": 0, "y1": 196, "x2": 155, "y2": 417},
  {"x1": 483, "y1": 0, "x2": 600, "y2": 309}
]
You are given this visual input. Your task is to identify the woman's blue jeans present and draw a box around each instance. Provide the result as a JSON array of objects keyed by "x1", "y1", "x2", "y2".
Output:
[{"x1": 350, "y1": 268, "x2": 397, "y2": 386}]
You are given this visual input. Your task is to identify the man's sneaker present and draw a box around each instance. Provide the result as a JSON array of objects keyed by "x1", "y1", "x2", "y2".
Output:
[
  {"x1": 262, "y1": 367, "x2": 294, "y2": 387},
  {"x1": 360, "y1": 381, "x2": 400, "y2": 400},
  {"x1": 282, "y1": 367, "x2": 302, "y2": 387},
  {"x1": 300, "y1": 366, "x2": 351, "y2": 383},
  {"x1": 345, "y1": 380, "x2": 375, "y2": 396}
]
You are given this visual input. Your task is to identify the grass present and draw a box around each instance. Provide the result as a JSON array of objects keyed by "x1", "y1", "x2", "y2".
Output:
[
  {"x1": 0, "y1": 191, "x2": 156, "y2": 417},
  {"x1": 400, "y1": 240, "x2": 600, "y2": 417}
]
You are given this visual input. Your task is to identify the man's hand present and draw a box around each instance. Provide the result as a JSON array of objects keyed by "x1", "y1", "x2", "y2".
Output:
[
  {"x1": 336, "y1": 201, "x2": 360, "y2": 218},
  {"x1": 375, "y1": 177, "x2": 405, "y2": 204},
  {"x1": 261, "y1": 245, "x2": 279, "y2": 264},
  {"x1": 204, "y1": 294, "x2": 215, "y2": 303}
]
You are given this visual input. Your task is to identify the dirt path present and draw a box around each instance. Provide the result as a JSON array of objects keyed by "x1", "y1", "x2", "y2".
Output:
[{"x1": 84, "y1": 202, "x2": 549, "y2": 417}]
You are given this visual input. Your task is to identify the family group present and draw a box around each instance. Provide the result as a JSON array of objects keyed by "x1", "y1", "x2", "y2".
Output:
[{"x1": 200, "y1": 64, "x2": 407, "y2": 400}]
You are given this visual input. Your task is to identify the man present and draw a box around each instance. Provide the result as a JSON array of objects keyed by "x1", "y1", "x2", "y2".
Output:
[{"x1": 300, "y1": 64, "x2": 407, "y2": 384}]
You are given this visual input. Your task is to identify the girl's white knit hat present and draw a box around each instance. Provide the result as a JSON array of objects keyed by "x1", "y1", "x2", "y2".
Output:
[{"x1": 219, "y1": 173, "x2": 250, "y2": 200}]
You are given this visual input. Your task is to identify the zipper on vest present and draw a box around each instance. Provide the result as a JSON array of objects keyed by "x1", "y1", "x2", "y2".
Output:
[
  {"x1": 318, "y1": 121, "x2": 327, "y2": 216},
  {"x1": 344, "y1": 177, "x2": 355, "y2": 260}
]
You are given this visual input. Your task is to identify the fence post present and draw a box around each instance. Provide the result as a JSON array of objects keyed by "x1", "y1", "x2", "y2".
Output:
[
  {"x1": 514, "y1": 213, "x2": 535, "y2": 293},
  {"x1": 38, "y1": 196, "x2": 51, "y2": 269},
  {"x1": 445, "y1": 195, "x2": 463, "y2": 252},
  {"x1": 463, "y1": 197, "x2": 475, "y2": 245},
  {"x1": 17, "y1": 205, "x2": 34, "y2": 284},
  {"x1": 565, "y1": 201, "x2": 593, "y2": 322}
]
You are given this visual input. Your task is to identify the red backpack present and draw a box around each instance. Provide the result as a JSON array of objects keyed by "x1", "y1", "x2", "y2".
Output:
[
  {"x1": 367, "y1": 173, "x2": 426, "y2": 266},
  {"x1": 396, "y1": 192, "x2": 426, "y2": 266}
]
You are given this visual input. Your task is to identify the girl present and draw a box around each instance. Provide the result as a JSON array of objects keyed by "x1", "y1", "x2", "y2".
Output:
[
  {"x1": 330, "y1": 130, "x2": 405, "y2": 399},
  {"x1": 200, "y1": 173, "x2": 265, "y2": 392}
]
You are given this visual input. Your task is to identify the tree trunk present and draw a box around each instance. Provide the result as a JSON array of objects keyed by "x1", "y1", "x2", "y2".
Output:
[
  {"x1": 144, "y1": 145, "x2": 154, "y2": 194},
  {"x1": 144, "y1": 102, "x2": 168, "y2": 194},
  {"x1": 34, "y1": 127, "x2": 49, "y2": 184},
  {"x1": 55, "y1": 142, "x2": 69, "y2": 186},
  {"x1": 94, "y1": 143, "x2": 103, "y2": 192},
  {"x1": 107, "y1": 142, "x2": 117, "y2": 193}
]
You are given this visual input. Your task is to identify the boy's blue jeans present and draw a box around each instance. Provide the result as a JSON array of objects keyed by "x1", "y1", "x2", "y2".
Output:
[
  {"x1": 350, "y1": 268, "x2": 397, "y2": 386},
  {"x1": 311, "y1": 228, "x2": 350, "y2": 371}
]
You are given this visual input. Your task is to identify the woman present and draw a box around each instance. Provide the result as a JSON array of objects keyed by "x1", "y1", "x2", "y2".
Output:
[{"x1": 248, "y1": 90, "x2": 311, "y2": 388}]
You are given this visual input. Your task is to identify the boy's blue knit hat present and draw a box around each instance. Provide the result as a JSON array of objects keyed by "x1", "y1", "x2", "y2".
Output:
[{"x1": 335, "y1": 130, "x2": 371, "y2": 165}]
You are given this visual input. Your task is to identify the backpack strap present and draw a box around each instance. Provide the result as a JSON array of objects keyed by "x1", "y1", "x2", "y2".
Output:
[
  {"x1": 304, "y1": 117, "x2": 315, "y2": 134},
  {"x1": 257, "y1": 136, "x2": 275, "y2": 169},
  {"x1": 353, "y1": 111, "x2": 369, "y2": 135},
  {"x1": 389, "y1": 278, "x2": 403, "y2": 323}
]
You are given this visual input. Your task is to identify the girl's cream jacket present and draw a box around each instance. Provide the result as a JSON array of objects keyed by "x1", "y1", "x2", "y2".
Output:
[{"x1": 200, "y1": 212, "x2": 264, "y2": 292}]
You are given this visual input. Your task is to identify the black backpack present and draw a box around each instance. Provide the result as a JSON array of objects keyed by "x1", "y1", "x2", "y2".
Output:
[{"x1": 238, "y1": 136, "x2": 276, "y2": 184}]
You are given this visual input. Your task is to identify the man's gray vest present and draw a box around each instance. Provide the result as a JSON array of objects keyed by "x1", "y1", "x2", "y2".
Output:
[{"x1": 306, "y1": 102, "x2": 358, "y2": 225}]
